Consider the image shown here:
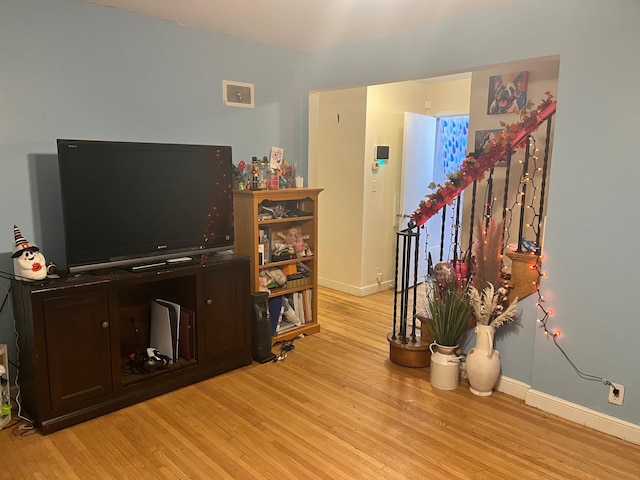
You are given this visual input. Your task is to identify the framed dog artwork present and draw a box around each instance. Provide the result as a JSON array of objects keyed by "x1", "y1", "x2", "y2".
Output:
[
  {"x1": 487, "y1": 71, "x2": 528, "y2": 115},
  {"x1": 474, "y1": 129, "x2": 508, "y2": 167}
]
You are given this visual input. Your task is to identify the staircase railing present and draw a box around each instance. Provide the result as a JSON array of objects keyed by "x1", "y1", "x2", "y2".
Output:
[
  {"x1": 411, "y1": 93, "x2": 556, "y2": 230},
  {"x1": 389, "y1": 94, "x2": 557, "y2": 356}
]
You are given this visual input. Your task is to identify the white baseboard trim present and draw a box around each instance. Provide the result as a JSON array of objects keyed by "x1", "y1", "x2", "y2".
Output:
[
  {"x1": 361, "y1": 280, "x2": 394, "y2": 297},
  {"x1": 318, "y1": 277, "x2": 393, "y2": 297},
  {"x1": 496, "y1": 376, "x2": 640, "y2": 445},
  {"x1": 525, "y1": 389, "x2": 640, "y2": 445},
  {"x1": 495, "y1": 376, "x2": 530, "y2": 400}
]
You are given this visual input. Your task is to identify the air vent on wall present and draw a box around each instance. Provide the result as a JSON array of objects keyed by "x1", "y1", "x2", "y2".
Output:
[{"x1": 223, "y1": 80, "x2": 255, "y2": 108}]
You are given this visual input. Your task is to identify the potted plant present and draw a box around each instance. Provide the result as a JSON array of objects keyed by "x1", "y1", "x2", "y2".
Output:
[{"x1": 426, "y1": 281, "x2": 472, "y2": 390}]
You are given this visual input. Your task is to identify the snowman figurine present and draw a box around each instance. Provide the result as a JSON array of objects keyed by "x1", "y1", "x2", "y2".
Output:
[{"x1": 11, "y1": 225, "x2": 47, "y2": 281}]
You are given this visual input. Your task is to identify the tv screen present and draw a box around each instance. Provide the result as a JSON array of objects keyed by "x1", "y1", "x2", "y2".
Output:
[{"x1": 57, "y1": 139, "x2": 234, "y2": 273}]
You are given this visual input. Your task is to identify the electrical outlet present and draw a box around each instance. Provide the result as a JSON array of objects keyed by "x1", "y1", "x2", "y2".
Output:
[
  {"x1": 608, "y1": 383, "x2": 625, "y2": 406},
  {"x1": 376, "y1": 267, "x2": 383, "y2": 282}
]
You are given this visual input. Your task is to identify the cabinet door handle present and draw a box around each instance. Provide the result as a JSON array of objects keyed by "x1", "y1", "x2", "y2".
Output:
[
  {"x1": 101, "y1": 321, "x2": 109, "y2": 329},
  {"x1": 206, "y1": 299, "x2": 213, "y2": 305}
]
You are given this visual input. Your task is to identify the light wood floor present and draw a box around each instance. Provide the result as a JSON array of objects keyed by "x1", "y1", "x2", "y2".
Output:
[{"x1": 2, "y1": 287, "x2": 639, "y2": 479}]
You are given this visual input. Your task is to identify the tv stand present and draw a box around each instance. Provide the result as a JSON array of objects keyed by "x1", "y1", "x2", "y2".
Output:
[{"x1": 11, "y1": 254, "x2": 252, "y2": 434}]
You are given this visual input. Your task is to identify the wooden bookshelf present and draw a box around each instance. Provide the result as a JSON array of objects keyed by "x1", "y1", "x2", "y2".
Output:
[{"x1": 233, "y1": 188, "x2": 322, "y2": 343}]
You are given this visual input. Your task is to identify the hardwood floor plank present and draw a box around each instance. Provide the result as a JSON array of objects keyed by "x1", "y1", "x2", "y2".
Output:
[{"x1": 1, "y1": 286, "x2": 639, "y2": 479}]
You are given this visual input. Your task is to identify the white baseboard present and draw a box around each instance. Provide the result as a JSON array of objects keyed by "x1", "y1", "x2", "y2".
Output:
[
  {"x1": 361, "y1": 280, "x2": 394, "y2": 296},
  {"x1": 495, "y1": 376, "x2": 530, "y2": 400},
  {"x1": 496, "y1": 376, "x2": 640, "y2": 445},
  {"x1": 318, "y1": 277, "x2": 393, "y2": 297}
]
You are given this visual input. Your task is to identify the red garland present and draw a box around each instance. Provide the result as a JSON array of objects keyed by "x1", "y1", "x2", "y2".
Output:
[{"x1": 411, "y1": 93, "x2": 557, "y2": 227}]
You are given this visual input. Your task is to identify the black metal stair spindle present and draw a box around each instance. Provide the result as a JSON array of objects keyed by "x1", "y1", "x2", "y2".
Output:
[
  {"x1": 399, "y1": 229, "x2": 409, "y2": 342},
  {"x1": 485, "y1": 168, "x2": 494, "y2": 229},
  {"x1": 452, "y1": 197, "x2": 461, "y2": 267},
  {"x1": 465, "y1": 181, "x2": 478, "y2": 282},
  {"x1": 536, "y1": 115, "x2": 554, "y2": 254},
  {"x1": 410, "y1": 224, "x2": 419, "y2": 342},
  {"x1": 516, "y1": 135, "x2": 532, "y2": 253},
  {"x1": 502, "y1": 150, "x2": 513, "y2": 222},
  {"x1": 392, "y1": 230, "x2": 400, "y2": 340}
]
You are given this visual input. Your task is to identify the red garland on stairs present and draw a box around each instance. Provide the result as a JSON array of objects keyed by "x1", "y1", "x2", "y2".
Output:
[{"x1": 411, "y1": 92, "x2": 557, "y2": 227}]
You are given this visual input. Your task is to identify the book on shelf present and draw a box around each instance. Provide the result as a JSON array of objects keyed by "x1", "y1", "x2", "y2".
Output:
[
  {"x1": 293, "y1": 292, "x2": 305, "y2": 325},
  {"x1": 278, "y1": 290, "x2": 311, "y2": 326},
  {"x1": 268, "y1": 296, "x2": 285, "y2": 336},
  {"x1": 304, "y1": 289, "x2": 313, "y2": 324},
  {"x1": 179, "y1": 307, "x2": 196, "y2": 361}
]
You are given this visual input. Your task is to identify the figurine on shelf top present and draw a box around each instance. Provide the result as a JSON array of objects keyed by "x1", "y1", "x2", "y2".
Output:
[
  {"x1": 250, "y1": 157, "x2": 260, "y2": 190},
  {"x1": 12, "y1": 225, "x2": 47, "y2": 281}
]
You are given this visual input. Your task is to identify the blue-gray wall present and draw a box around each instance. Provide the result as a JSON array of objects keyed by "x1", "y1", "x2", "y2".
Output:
[
  {"x1": 0, "y1": 0, "x2": 305, "y2": 382},
  {"x1": 305, "y1": 0, "x2": 640, "y2": 425},
  {"x1": 2, "y1": 0, "x2": 639, "y2": 426}
]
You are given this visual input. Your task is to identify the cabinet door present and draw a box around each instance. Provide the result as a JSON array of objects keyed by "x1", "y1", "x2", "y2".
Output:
[
  {"x1": 202, "y1": 262, "x2": 251, "y2": 362},
  {"x1": 42, "y1": 290, "x2": 112, "y2": 410}
]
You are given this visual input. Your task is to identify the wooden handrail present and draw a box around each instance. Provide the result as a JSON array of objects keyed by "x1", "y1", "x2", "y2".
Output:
[{"x1": 411, "y1": 96, "x2": 557, "y2": 226}]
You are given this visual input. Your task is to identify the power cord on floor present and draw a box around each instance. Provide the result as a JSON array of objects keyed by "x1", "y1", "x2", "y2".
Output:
[
  {"x1": 5, "y1": 282, "x2": 35, "y2": 434},
  {"x1": 273, "y1": 338, "x2": 298, "y2": 362}
]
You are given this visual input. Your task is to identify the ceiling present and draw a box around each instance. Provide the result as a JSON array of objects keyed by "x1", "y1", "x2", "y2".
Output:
[{"x1": 83, "y1": 0, "x2": 517, "y2": 51}]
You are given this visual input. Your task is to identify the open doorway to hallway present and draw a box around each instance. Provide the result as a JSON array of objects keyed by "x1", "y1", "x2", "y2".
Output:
[{"x1": 309, "y1": 56, "x2": 559, "y2": 297}]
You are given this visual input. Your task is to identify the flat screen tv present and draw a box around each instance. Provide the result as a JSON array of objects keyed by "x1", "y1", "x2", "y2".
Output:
[{"x1": 57, "y1": 139, "x2": 234, "y2": 273}]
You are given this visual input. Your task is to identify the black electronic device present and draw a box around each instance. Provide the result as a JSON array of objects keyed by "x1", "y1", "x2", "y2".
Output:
[
  {"x1": 376, "y1": 145, "x2": 390, "y2": 161},
  {"x1": 56, "y1": 139, "x2": 234, "y2": 273},
  {"x1": 129, "y1": 348, "x2": 171, "y2": 374},
  {"x1": 251, "y1": 292, "x2": 276, "y2": 363}
]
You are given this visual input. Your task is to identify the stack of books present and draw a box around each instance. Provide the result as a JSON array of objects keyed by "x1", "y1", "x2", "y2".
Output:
[{"x1": 268, "y1": 289, "x2": 313, "y2": 335}]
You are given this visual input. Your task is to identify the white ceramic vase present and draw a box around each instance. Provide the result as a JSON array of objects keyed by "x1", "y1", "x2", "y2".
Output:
[
  {"x1": 466, "y1": 324, "x2": 501, "y2": 396},
  {"x1": 429, "y1": 343, "x2": 460, "y2": 390}
]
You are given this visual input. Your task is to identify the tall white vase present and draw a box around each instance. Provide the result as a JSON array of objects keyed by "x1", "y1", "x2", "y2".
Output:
[
  {"x1": 466, "y1": 324, "x2": 501, "y2": 396},
  {"x1": 429, "y1": 343, "x2": 460, "y2": 390}
]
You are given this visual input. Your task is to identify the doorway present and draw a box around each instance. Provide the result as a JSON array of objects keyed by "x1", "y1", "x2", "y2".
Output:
[
  {"x1": 309, "y1": 56, "x2": 559, "y2": 297},
  {"x1": 310, "y1": 75, "x2": 471, "y2": 296}
]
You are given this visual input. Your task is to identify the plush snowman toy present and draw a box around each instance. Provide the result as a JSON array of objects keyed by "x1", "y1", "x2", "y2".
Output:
[{"x1": 12, "y1": 225, "x2": 47, "y2": 281}]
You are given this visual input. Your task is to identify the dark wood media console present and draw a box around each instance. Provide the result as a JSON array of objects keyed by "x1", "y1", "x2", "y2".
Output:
[{"x1": 11, "y1": 254, "x2": 252, "y2": 434}]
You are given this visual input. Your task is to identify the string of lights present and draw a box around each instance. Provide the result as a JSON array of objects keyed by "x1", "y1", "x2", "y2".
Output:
[
  {"x1": 497, "y1": 130, "x2": 615, "y2": 389},
  {"x1": 502, "y1": 135, "x2": 543, "y2": 252},
  {"x1": 519, "y1": 134, "x2": 615, "y2": 388},
  {"x1": 532, "y1": 262, "x2": 615, "y2": 387},
  {"x1": 425, "y1": 103, "x2": 617, "y2": 393}
]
